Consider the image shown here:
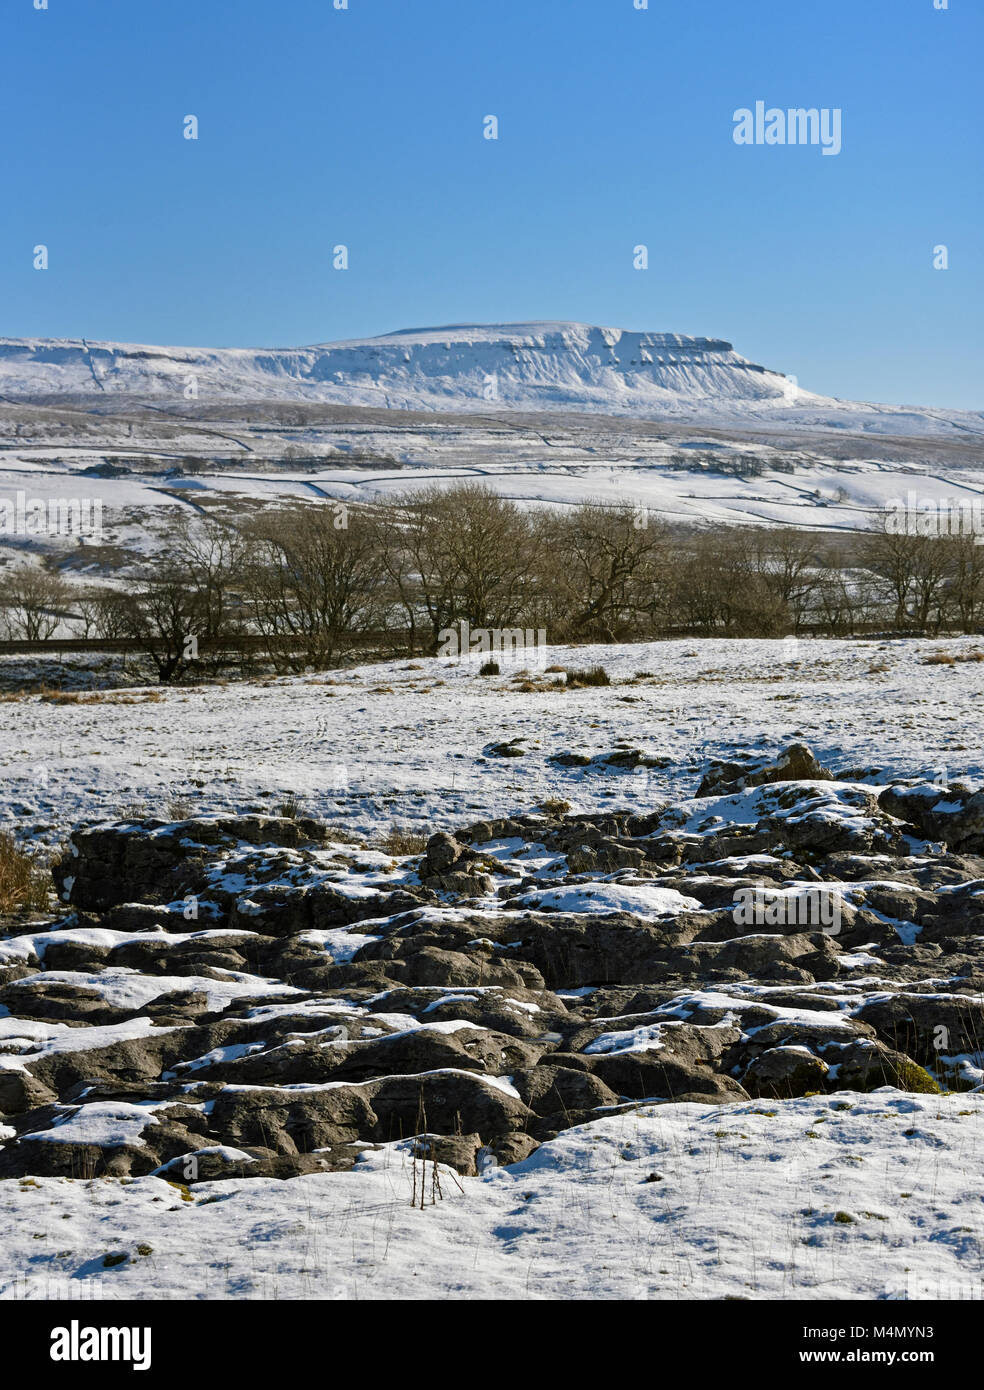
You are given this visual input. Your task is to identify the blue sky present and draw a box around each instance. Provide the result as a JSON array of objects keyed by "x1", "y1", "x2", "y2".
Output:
[{"x1": 0, "y1": 0, "x2": 980, "y2": 408}]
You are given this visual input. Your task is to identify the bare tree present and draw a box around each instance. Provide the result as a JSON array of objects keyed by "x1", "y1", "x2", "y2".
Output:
[
  {"x1": 861, "y1": 518, "x2": 925, "y2": 630},
  {"x1": 244, "y1": 504, "x2": 386, "y2": 670},
  {"x1": 374, "y1": 485, "x2": 538, "y2": 653},
  {"x1": 104, "y1": 560, "x2": 206, "y2": 683},
  {"x1": 908, "y1": 537, "x2": 953, "y2": 634},
  {"x1": 947, "y1": 535, "x2": 984, "y2": 632},
  {"x1": 668, "y1": 529, "x2": 789, "y2": 637},
  {"x1": 750, "y1": 527, "x2": 819, "y2": 630},
  {"x1": 170, "y1": 514, "x2": 248, "y2": 643},
  {"x1": 544, "y1": 503, "x2": 667, "y2": 642},
  {"x1": 0, "y1": 565, "x2": 73, "y2": 641},
  {"x1": 70, "y1": 587, "x2": 111, "y2": 640}
]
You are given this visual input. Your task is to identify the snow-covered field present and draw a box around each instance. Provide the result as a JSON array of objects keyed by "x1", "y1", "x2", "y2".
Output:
[
  {"x1": 8, "y1": 443, "x2": 984, "y2": 541},
  {"x1": 1, "y1": 636, "x2": 980, "y2": 847},
  {"x1": 3, "y1": 1092, "x2": 982, "y2": 1301},
  {"x1": 4, "y1": 407, "x2": 984, "y2": 552},
  {"x1": 2, "y1": 635, "x2": 983, "y2": 1303}
]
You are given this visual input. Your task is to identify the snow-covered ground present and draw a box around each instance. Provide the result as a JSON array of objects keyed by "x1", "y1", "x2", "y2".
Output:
[
  {"x1": 1, "y1": 636, "x2": 980, "y2": 847},
  {"x1": 9, "y1": 445, "x2": 984, "y2": 541},
  {"x1": 3, "y1": 1092, "x2": 981, "y2": 1301},
  {"x1": 3, "y1": 635, "x2": 983, "y2": 1303}
]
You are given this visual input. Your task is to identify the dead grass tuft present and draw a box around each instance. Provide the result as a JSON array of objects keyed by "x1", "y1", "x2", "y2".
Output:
[
  {"x1": 0, "y1": 833, "x2": 51, "y2": 913},
  {"x1": 564, "y1": 665, "x2": 611, "y2": 688},
  {"x1": 376, "y1": 824, "x2": 430, "y2": 856}
]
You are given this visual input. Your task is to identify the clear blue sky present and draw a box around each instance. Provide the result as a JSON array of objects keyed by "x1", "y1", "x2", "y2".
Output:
[{"x1": 1, "y1": 0, "x2": 980, "y2": 408}]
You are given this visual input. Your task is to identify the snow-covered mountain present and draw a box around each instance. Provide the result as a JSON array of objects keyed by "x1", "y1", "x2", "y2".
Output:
[
  {"x1": 1, "y1": 321, "x2": 979, "y2": 437},
  {"x1": 0, "y1": 321, "x2": 789, "y2": 408}
]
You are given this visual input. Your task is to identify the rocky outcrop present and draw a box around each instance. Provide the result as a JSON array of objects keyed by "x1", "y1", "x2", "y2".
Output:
[
  {"x1": 697, "y1": 742, "x2": 832, "y2": 797},
  {"x1": 4, "y1": 754, "x2": 981, "y2": 1182}
]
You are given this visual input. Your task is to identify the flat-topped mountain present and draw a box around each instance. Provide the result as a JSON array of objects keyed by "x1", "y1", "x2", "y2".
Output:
[{"x1": 0, "y1": 321, "x2": 978, "y2": 436}]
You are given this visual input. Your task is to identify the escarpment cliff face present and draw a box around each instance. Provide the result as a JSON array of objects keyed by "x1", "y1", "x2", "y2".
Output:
[
  {"x1": 0, "y1": 322, "x2": 793, "y2": 412},
  {"x1": 3, "y1": 321, "x2": 975, "y2": 434},
  {"x1": 2, "y1": 746, "x2": 982, "y2": 1184}
]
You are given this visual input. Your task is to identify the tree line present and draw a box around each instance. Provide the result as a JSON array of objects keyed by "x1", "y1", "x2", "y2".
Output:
[{"x1": 1, "y1": 484, "x2": 982, "y2": 681}]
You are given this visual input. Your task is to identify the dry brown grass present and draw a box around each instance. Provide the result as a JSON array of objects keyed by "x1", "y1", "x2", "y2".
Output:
[
  {"x1": 924, "y1": 650, "x2": 984, "y2": 666},
  {"x1": 0, "y1": 833, "x2": 51, "y2": 913},
  {"x1": 0, "y1": 685, "x2": 167, "y2": 705},
  {"x1": 564, "y1": 665, "x2": 611, "y2": 688},
  {"x1": 38, "y1": 688, "x2": 164, "y2": 705},
  {"x1": 0, "y1": 683, "x2": 66, "y2": 703},
  {"x1": 377, "y1": 825, "x2": 430, "y2": 856}
]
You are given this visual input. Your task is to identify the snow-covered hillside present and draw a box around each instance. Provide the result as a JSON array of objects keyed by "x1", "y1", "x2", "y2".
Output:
[{"x1": 1, "y1": 322, "x2": 979, "y2": 437}]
